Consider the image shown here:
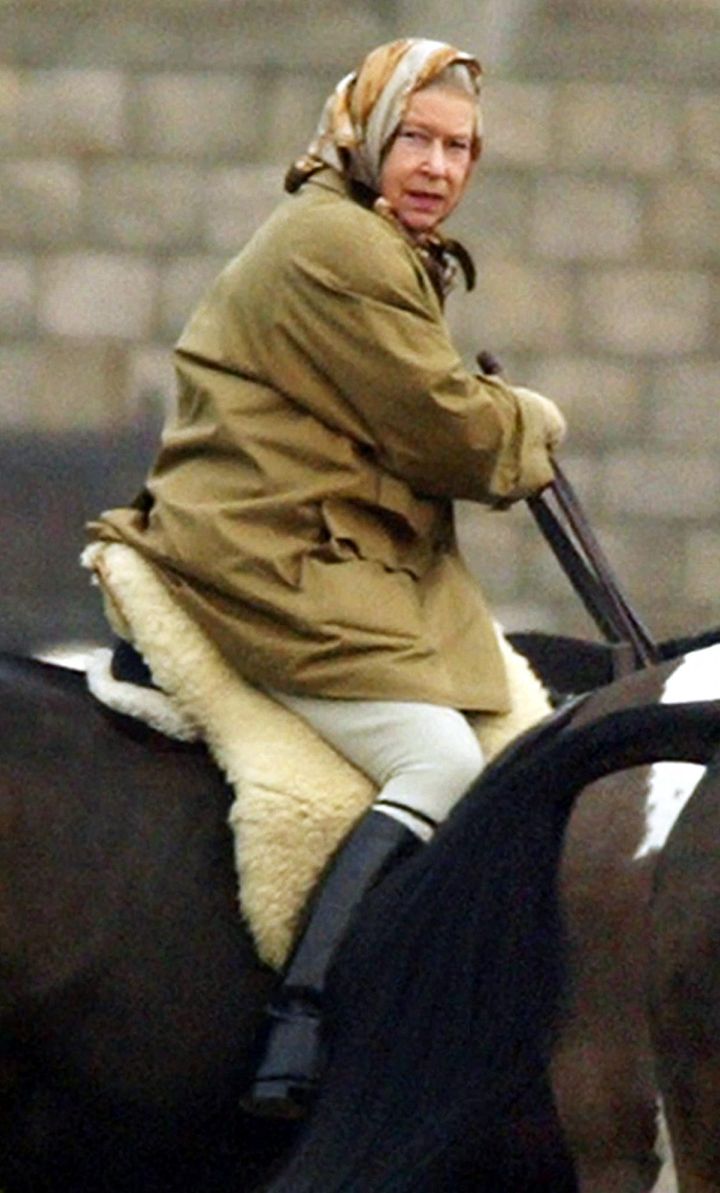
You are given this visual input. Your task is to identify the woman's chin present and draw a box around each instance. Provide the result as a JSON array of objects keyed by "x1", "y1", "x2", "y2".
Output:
[{"x1": 397, "y1": 210, "x2": 445, "y2": 236}]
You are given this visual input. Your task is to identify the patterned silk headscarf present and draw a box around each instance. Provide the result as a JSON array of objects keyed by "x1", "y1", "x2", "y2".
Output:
[{"x1": 285, "y1": 39, "x2": 483, "y2": 294}]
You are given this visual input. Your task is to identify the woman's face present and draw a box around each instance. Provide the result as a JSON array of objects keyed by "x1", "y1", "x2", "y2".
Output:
[{"x1": 379, "y1": 86, "x2": 478, "y2": 236}]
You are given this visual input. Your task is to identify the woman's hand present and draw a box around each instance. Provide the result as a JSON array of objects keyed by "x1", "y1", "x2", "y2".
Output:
[
  {"x1": 512, "y1": 387, "x2": 567, "y2": 451},
  {"x1": 476, "y1": 355, "x2": 567, "y2": 453}
]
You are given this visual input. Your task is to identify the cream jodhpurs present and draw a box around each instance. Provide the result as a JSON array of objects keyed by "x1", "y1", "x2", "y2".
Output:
[{"x1": 269, "y1": 692, "x2": 484, "y2": 840}]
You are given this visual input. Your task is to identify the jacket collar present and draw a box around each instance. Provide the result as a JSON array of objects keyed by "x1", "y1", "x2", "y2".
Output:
[{"x1": 301, "y1": 167, "x2": 475, "y2": 299}]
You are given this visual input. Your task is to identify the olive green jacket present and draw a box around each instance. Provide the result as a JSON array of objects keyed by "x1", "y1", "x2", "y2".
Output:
[{"x1": 91, "y1": 170, "x2": 556, "y2": 711}]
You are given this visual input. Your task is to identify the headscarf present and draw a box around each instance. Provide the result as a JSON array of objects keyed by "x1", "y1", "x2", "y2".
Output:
[{"x1": 285, "y1": 38, "x2": 483, "y2": 295}]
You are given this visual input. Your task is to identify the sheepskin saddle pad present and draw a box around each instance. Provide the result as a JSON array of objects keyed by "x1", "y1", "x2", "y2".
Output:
[{"x1": 81, "y1": 541, "x2": 551, "y2": 970}]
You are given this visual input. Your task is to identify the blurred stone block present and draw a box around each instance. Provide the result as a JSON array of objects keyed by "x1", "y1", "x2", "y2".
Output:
[
  {"x1": 19, "y1": 68, "x2": 127, "y2": 154},
  {"x1": 11, "y1": 11, "x2": 195, "y2": 70},
  {"x1": 0, "y1": 255, "x2": 35, "y2": 335},
  {"x1": 451, "y1": 171, "x2": 532, "y2": 261},
  {"x1": 648, "y1": 177, "x2": 719, "y2": 264},
  {"x1": 472, "y1": 258, "x2": 573, "y2": 351},
  {"x1": 601, "y1": 448, "x2": 720, "y2": 519},
  {"x1": 532, "y1": 176, "x2": 642, "y2": 260},
  {"x1": 557, "y1": 83, "x2": 679, "y2": 173},
  {"x1": 187, "y1": 4, "x2": 387, "y2": 70},
  {"x1": 531, "y1": 355, "x2": 642, "y2": 438},
  {"x1": 454, "y1": 500, "x2": 525, "y2": 600},
  {"x1": 158, "y1": 254, "x2": 224, "y2": 339},
  {"x1": 686, "y1": 529, "x2": 720, "y2": 605},
  {"x1": 38, "y1": 253, "x2": 157, "y2": 339},
  {"x1": 0, "y1": 343, "x2": 41, "y2": 428},
  {"x1": 260, "y1": 73, "x2": 329, "y2": 162},
  {"x1": 0, "y1": 68, "x2": 20, "y2": 150},
  {"x1": 685, "y1": 94, "x2": 720, "y2": 176},
  {"x1": 202, "y1": 165, "x2": 284, "y2": 252},
  {"x1": 482, "y1": 81, "x2": 554, "y2": 167},
  {"x1": 618, "y1": 0, "x2": 719, "y2": 9},
  {"x1": 31, "y1": 339, "x2": 128, "y2": 431},
  {"x1": 0, "y1": 429, "x2": 158, "y2": 651},
  {"x1": 519, "y1": 3, "x2": 720, "y2": 86},
  {"x1": 134, "y1": 73, "x2": 260, "y2": 159},
  {"x1": 651, "y1": 361, "x2": 720, "y2": 446},
  {"x1": 0, "y1": 160, "x2": 82, "y2": 244},
  {"x1": 126, "y1": 343, "x2": 176, "y2": 424},
  {"x1": 86, "y1": 162, "x2": 202, "y2": 249},
  {"x1": 580, "y1": 268, "x2": 711, "y2": 354}
]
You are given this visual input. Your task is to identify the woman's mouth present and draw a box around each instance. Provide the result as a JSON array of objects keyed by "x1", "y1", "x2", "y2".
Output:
[{"x1": 405, "y1": 191, "x2": 445, "y2": 210}]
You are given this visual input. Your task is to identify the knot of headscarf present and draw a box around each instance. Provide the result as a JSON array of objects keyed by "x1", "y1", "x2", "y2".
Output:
[{"x1": 284, "y1": 38, "x2": 482, "y2": 298}]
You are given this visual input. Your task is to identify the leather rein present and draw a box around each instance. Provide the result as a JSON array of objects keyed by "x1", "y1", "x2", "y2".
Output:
[
  {"x1": 527, "y1": 461, "x2": 660, "y2": 676},
  {"x1": 475, "y1": 351, "x2": 659, "y2": 677}
]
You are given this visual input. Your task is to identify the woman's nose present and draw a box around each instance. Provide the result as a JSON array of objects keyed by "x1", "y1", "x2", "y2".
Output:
[{"x1": 423, "y1": 139, "x2": 448, "y2": 175}]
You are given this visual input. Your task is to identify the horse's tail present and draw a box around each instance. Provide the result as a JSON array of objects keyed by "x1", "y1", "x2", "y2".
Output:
[{"x1": 269, "y1": 699, "x2": 720, "y2": 1192}]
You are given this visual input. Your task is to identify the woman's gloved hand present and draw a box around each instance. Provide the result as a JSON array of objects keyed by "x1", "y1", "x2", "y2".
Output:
[{"x1": 512, "y1": 387, "x2": 567, "y2": 451}]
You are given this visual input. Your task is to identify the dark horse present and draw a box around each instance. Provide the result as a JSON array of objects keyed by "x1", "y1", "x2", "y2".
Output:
[
  {"x1": 0, "y1": 654, "x2": 293, "y2": 1193},
  {"x1": 514, "y1": 627, "x2": 720, "y2": 1193},
  {"x1": 2, "y1": 645, "x2": 720, "y2": 1191}
]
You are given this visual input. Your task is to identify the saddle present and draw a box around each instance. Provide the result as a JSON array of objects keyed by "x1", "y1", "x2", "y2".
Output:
[{"x1": 82, "y1": 541, "x2": 551, "y2": 968}]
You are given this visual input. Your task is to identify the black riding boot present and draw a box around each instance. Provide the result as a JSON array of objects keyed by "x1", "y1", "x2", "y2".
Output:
[{"x1": 242, "y1": 809, "x2": 421, "y2": 1118}]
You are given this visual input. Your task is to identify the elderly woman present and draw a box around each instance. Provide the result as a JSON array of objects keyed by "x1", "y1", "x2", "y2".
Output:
[{"x1": 88, "y1": 38, "x2": 565, "y2": 1114}]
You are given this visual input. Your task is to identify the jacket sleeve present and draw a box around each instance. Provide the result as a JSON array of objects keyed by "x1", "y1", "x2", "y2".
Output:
[{"x1": 199, "y1": 199, "x2": 559, "y2": 505}]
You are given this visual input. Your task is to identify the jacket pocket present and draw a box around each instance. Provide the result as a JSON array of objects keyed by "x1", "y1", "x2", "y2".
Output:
[{"x1": 319, "y1": 486, "x2": 449, "y2": 580}]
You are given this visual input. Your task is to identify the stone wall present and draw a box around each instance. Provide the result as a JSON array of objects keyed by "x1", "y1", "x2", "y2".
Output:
[{"x1": 1, "y1": 0, "x2": 718, "y2": 649}]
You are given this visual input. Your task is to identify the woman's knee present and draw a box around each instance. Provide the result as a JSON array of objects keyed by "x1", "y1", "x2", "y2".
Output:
[
  {"x1": 440, "y1": 734, "x2": 485, "y2": 796},
  {"x1": 376, "y1": 705, "x2": 484, "y2": 823},
  {"x1": 407, "y1": 739, "x2": 482, "y2": 806}
]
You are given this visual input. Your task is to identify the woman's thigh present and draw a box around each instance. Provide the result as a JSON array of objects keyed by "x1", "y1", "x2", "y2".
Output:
[{"x1": 270, "y1": 691, "x2": 484, "y2": 821}]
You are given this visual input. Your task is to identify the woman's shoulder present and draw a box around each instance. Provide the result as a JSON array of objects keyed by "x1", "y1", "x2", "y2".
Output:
[
  {"x1": 289, "y1": 180, "x2": 396, "y2": 247},
  {"x1": 279, "y1": 175, "x2": 431, "y2": 300}
]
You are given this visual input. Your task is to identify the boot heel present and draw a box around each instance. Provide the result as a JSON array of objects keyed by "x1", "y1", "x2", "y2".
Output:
[
  {"x1": 241, "y1": 1001, "x2": 323, "y2": 1119},
  {"x1": 241, "y1": 1073, "x2": 315, "y2": 1120}
]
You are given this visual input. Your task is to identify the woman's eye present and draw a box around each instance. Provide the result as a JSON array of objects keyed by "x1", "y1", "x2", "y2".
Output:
[{"x1": 400, "y1": 129, "x2": 428, "y2": 146}]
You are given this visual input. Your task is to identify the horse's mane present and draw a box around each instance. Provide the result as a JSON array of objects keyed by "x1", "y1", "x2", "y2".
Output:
[{"x1": 270, "y1": 692, "x2": 720, "y2": 1191}]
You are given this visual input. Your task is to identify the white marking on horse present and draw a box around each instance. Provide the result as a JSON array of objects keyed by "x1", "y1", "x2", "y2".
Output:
[
  {"x1": 634, "y1": 644, "x2": 720, "y2": 860},
  {"x1": 34, "y1": 641, "x2": 96, "y2": 671},
  {"x1": 651, "y1": 1099, "x2": 678, "y2": 1192}
]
